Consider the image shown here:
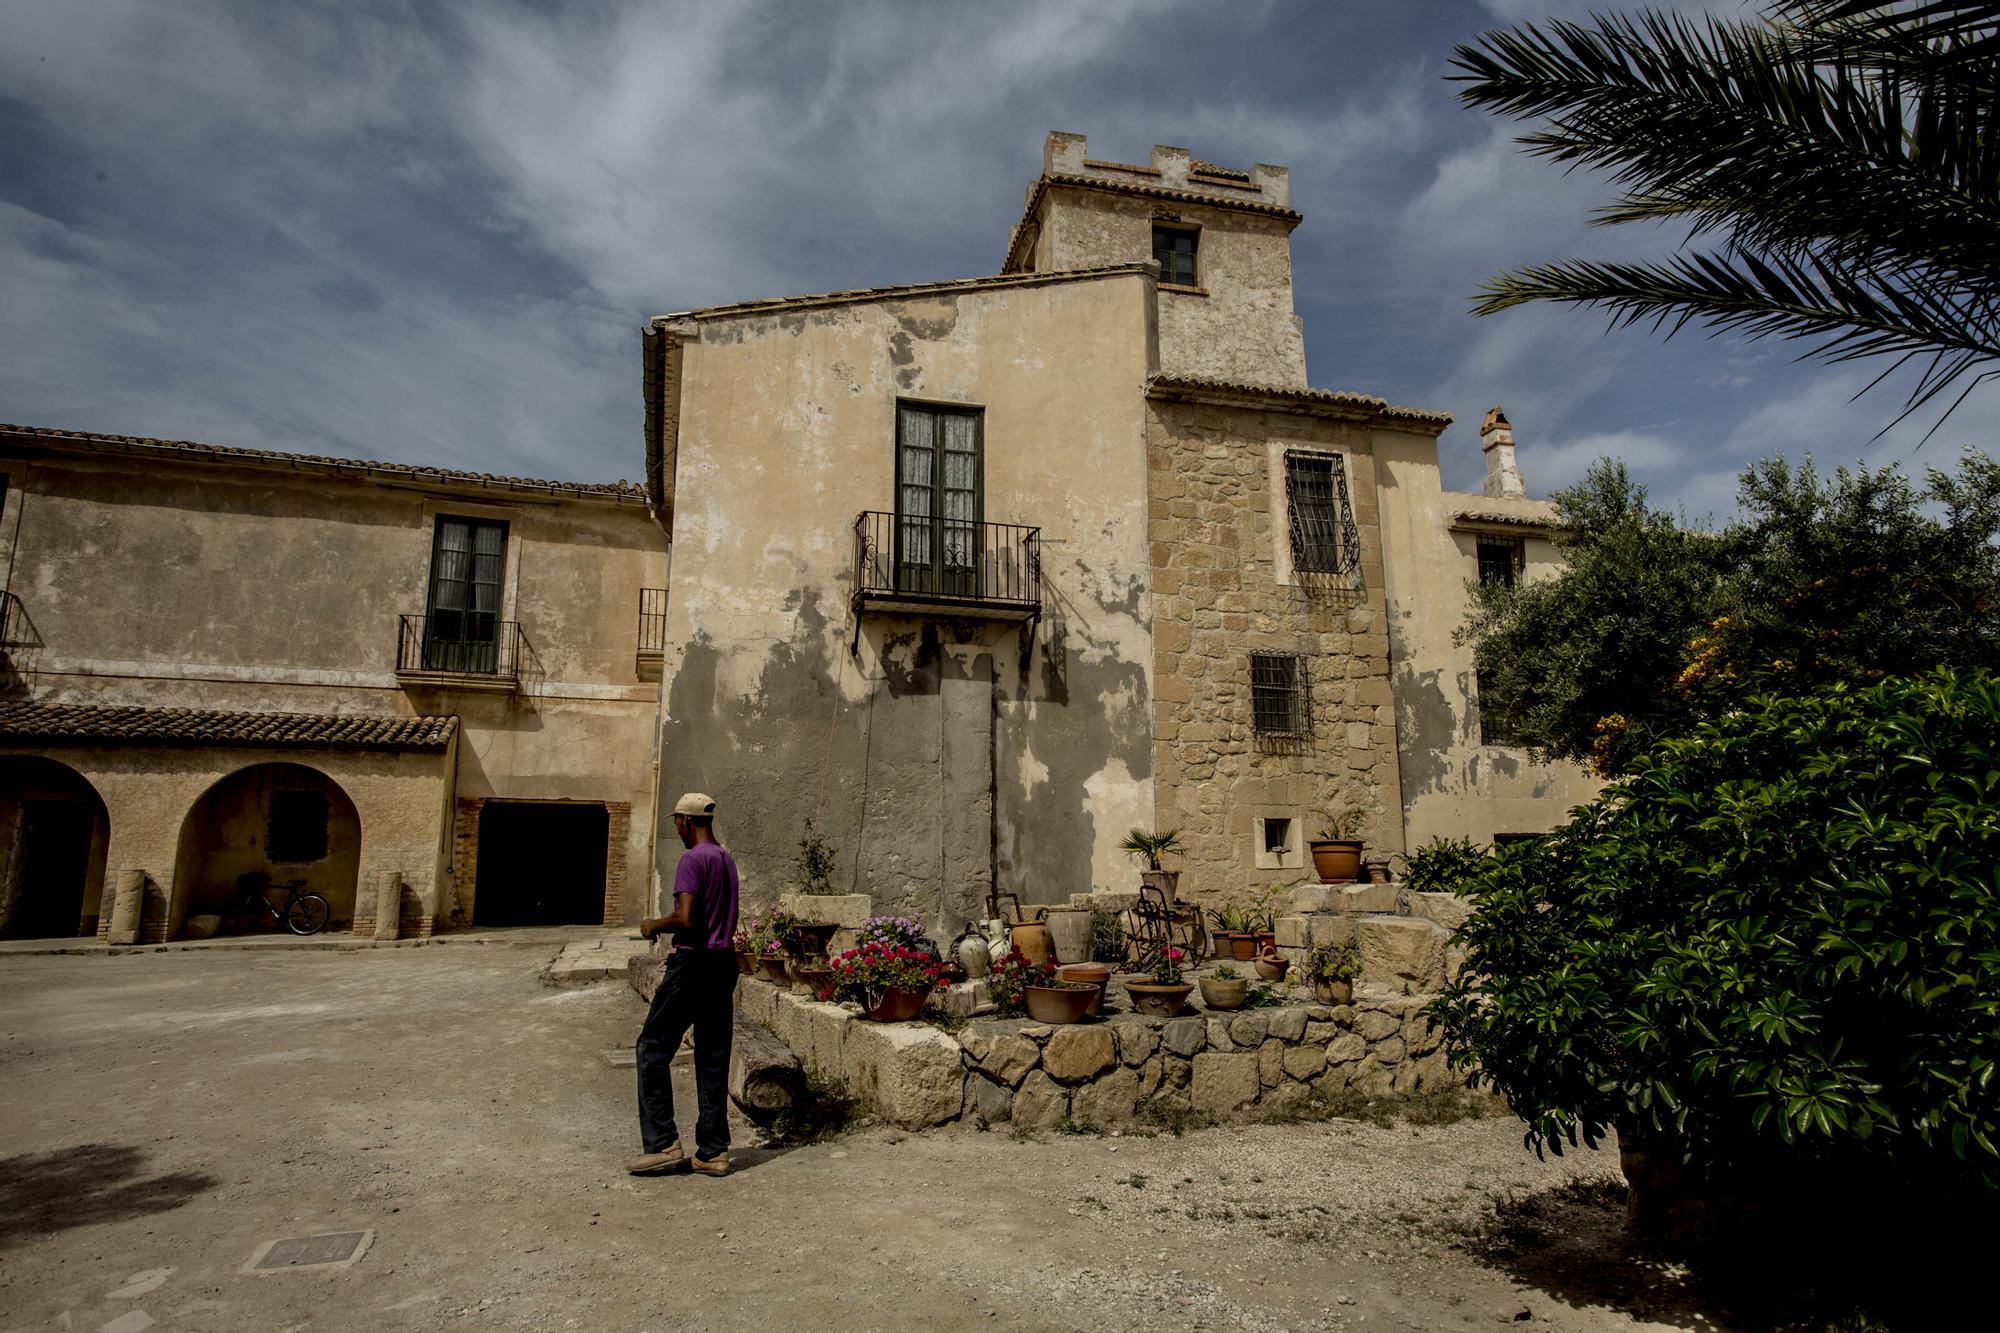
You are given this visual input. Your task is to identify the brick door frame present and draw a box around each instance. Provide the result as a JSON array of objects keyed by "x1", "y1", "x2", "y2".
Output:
[{"x1": 453, "y1": 796, "x2": 629, "y2": 929}]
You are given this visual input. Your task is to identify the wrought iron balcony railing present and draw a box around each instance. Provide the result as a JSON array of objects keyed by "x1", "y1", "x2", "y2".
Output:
[
  {"x1": 395, "y1": 613, "x2": 526, "y2": 685},
  {"x1": 637, "y1": 587, "x2": 667, "y2": 657},
  {"x1": 851, "y1": 512, "x2": 1041, "y2": 619}
]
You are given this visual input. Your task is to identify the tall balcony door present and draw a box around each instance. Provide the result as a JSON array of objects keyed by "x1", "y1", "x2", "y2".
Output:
[
  {"x1": 896, "y1": 402, "x2": 982, "y2": 598},
  {"x1": 424, "y1": 516, "x2": 507, "y2": 672}
]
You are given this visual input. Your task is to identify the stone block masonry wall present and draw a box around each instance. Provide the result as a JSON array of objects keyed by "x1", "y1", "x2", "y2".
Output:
[
  {"x1": 733, "y1": 976, "x2": 1452, "y2": 1131},
  {"x1": 1146, "y1": 399, "x2": 1407, "y2": 906}
]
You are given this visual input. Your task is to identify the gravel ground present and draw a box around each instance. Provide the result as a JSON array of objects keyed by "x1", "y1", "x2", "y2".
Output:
[{"x1": 0, "y1": 945, "x2": 1728, "y2": 1332}]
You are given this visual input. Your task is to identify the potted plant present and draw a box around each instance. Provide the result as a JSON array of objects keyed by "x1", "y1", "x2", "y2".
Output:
[
  {"x1": 1120, "y1": 827, "x2": 1183, "y2": 901},
  {"x1": 1055, "y1": 961, "x2": 1111, "y2": 1016},
  {"x1": 1026, "y1": 978, "x2": 1097, "y2": 1025},
  {"x1": 1207, "y1": 897, "x2": 1258, "y2": 960},
  {"x1": 1249, "y1": 884, "x2": 1281, "y2": 954},
  {"x1": 731, "y1": 922, "x2": 755, "y2": 976},
  {"x1": 1199, "y1": 963, "x2": 1249, "y2": 1011},
  {"x1": 1089, "y1": 905, "x2": 1128, "y2": 968},
  {"x1": 828, "y1": 939, "x2": 946, "y2": 1022},
  {"x1": 1254, "y1": 946, "x2": 1290, "y2": 982},
  {"x1": 1125, "y1": 946, "x2": 1195, "y2": 1018},
  {"x1": 744, "y1": 911, "x2": 797, "y2": 984},
  {"x1": 987, "y1": 946, "x2": 1050, "y2": 1018},
  {"x1": 1309, "y1": 810, "x2": 1368, "y2": 884},
  {"x1": 1301, "y1": 939, "x2": 1362, "y2": 1005}
]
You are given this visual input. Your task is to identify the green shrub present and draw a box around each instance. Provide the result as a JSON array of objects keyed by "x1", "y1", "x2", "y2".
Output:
[
  {"x1": 1429, "y1": 670, "x2": 2000, "y2": 1186},
  {"x1": 1402, "y1": 835, "x2": 1488, "y2": 896}
]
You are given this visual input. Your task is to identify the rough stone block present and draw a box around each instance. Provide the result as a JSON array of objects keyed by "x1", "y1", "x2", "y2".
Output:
[
  {"x1": 1404, "y1": 891, "x2": 1474, "y2": 935},
  {"x1": 1404, "y1": 1012, "x2": 1443, "y2": 1056},
  {"x1": 979, "y1": 1034, "x2": 1041, "y2": 1089},
  {"x1": 1357, "y1": 917, "x2": 1449, "y2": 995},
  {"x1": 1267, "y1": 1007, "x2": 1308, "y2": 1042},
  {"x1": 1354, "y1": 1009, "x2": 1401, "y2": 1042},
  {"x1": 804, "y1": 1001, "x2": 849, "y2": 1078},
  {"x1": 627, "y1": 953, "x2": 664, "y2": 1002},
  {"x1": 1257, "y1": 1038, "x2": 1284, "y2": 1088},
  {"x1": 1043, "y1": 1026, "x2": 1115, "y2": 1084},
  {"x1": 736, "y1": 977, "x2": 777, "y2": 1029},
  {"x1": 1349, "y1": 1057, "x2": 1395, "y2": 1097},
  {"x1": 1012, "y1": 1070, "x2": 1069, "y2": 1132},
  {"x1": 1020, "y1": 1025, "x2": 1054, "y2": 1044},
  {"x1": 1071, "y1": 1066, "x2": 1141, "y2": 1124},
  {"x1": 1162, "y1": 1055, "x2": 1192, "y2": 1090},
  {"x1": 1331, "y1": 883, "x2": 1399, "y2": 915},
  {"x1": 1163, "y1": 1017, "x2": 1206, "y2": 1058},
  {"x1": 1310, "y1": 915, "x2": 1360, "y2": 948},
  {"x1": 1227, "y1": 1012, "x2": 1269, "y2": 1047},
  {"x1": 844, "y1": 1022, "x2": 965, "y2": 1129},
  {"x1": 1111, "y1": 1019, "x2": 1160, "y2": 1067},
  {"x1": 1136, "y1": 1055, "x2": 1164, "y2": 1101},
  {"x1": 971, "y1": 1075, "x2": 1014, "y2": 1125},
  {"x1": 1371, "y1": 1036, "x2": 1407, "y2": 1066},
  {"x1": 1191, "y1": 1052, "x2": 1260, "y2": 1114},
  {"x1": 1275, "y1": 915, "x2": 1311, "y2": 949},
  {"x1": 1289, "y1": 885, "x2": 1336, "y2": 914},
  {"x1": 1262, "y1": 1081, "x2": 1312, "y2": 1115},
  {"x1": 1326, "y1": 1032, "x2": 1367, "y2": 1067},
  {"x1": 1205, "y1": 1018, "x2": 1237, "y2": 1052},
  {"x1": 941, "y1": 979, "x2": 993, "y2": 1018},
  {"x1": 772, "y1": 991, "x2": 812, "y2": 1055},
  {"x1": 1304, "y1": 1020, "x2": 1338, "y2": 1045},
  {"x1": 1282, "y1": 1045, "x2": 1327, "y2": 1081}
]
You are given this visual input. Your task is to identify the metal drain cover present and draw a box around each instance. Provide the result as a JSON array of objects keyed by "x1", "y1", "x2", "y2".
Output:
[{"x1": 243, "y1": 1229, "x2": 374, "y2": 1274}]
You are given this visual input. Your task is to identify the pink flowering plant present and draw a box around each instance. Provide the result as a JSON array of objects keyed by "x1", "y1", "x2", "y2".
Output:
[
  {"x1": 854, "y1": 915, "x2": 932, "y2": 953},
  {"x1": 828, "y1": 940, "x2": 947, "y2": 1004},
  {"x1": 738, "y1": 910, "x2": 801, "y2": 959},
  {"x1": 986, "y1": 946, "x2": 1056, "y2": 1017},
  {"x1": 1148, "y1": 945, "x2": 1188, "y2": 986}
]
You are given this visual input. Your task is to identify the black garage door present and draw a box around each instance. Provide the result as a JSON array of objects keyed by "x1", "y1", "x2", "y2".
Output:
[{"x1": 474, "y1": 802, "x2": 609, "y2": 927}]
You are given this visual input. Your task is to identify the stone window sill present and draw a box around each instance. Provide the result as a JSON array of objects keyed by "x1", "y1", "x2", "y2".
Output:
[{"x1": 1159, "y1": 283, "x2": 1209, "y2": 297}]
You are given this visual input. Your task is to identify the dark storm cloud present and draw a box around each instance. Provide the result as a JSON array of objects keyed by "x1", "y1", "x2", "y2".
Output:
[{"x1": 1, "y1": 0, "x2": 1987, "y2": 508}]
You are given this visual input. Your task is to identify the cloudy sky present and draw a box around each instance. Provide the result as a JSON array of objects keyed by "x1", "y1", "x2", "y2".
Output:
[{"x1": 2, "y1": 0, "x2": 1988, "y2": 518}]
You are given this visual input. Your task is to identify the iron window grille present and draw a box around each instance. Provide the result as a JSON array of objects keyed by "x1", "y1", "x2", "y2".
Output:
[
  {"x1": 1283, "y1": 450, "x2": 1360, "y2": 589},
  {"x1": 1476, "y1": 667, "x2": 1524, "y2": 746},
  {"x1": 1250, "y1": 653, "x2": 1312, "y2": 737},
  {"x1": 1477, "y1": 537, "x2": 1524, "y2": 589},
  {"x1": 1153, "y1": 224, "x2": 1199, "y2": 287},
  {"x1": 637, "y1": 587, "x2": 667, "y2": 655}
]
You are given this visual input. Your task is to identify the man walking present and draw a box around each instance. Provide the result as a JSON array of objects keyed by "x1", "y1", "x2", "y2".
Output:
[{"x1": 630, "y1": 792, "x2": 740, "y2": 1177}]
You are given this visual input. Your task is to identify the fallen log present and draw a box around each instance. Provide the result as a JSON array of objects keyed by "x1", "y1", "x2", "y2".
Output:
[{"x1": 728, "y1": 1014, "x2": 804, "y2": 1126}]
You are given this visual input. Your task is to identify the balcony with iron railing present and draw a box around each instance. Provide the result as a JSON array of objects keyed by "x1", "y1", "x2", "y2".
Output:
[
  {"x1": 394, "y1": 613, "x2": 527, "y2": 690},
  {"x1": 851, "y1": 512, "x2": 1042, "y2": 622}
]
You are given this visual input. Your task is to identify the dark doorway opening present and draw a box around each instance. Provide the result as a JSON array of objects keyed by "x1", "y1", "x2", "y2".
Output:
[
  {"x1": 474, "y1": 802, "x2": 608, "y2": 927},
  {"x1": 7, "y1": 801, "x2": 94, "y2": 939}
]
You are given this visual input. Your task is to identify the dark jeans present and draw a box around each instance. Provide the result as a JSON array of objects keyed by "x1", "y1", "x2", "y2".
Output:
[{"x1": 635, "y1": 947, "x2": 736, "y2": 1159}]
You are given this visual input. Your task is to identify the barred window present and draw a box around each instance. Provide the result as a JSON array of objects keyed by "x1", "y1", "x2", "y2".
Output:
[
  {"x1": 1152, "y1": 224, "x2": 1199, "y2": 287},
  {"x1": 1283, "y1": 450, "x2": 1359, "y2": 583},
  {"x1": 1476, "y1": 667, "x2": 1523, "y2": 747},
  {"x1": 1250, "y1": 654, "x2": 1311, "y2": 736},
  {"x1": 1477, "y1": 537, "x2": 1523, "y2": 588}
]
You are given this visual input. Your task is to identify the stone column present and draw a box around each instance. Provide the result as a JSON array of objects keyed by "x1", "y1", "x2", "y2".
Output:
[
  {"x1": 939, "y1": 644, "x2": 997, "y2": 936},
  {"x1": 373, "y1": 871, "x2": 403, "y2": 942},
  {"x1": 106, "y1": 869, "x2": 145, "y2": 946}
]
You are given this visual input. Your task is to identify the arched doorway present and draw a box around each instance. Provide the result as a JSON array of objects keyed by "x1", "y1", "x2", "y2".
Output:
[
  {"x1": 0, "y1": 756, "x2": 110, "y2": 939},
  {"x1": 172, "y1": 763, "x2": 361, "y2": 938}
]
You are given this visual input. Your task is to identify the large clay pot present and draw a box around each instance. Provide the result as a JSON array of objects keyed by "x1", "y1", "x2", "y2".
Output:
[
  {"x1": 1009, "y1": 919, "x2": 1053, "y2": 968},
  {"x1": 1139, "y1": 869, "x2": 1180, "y2": 903},
  {"x1": 734, "y1": 947, "x2": 755, "y2": 976},
  {"x1": 1312, "y1": 977, "x2": 1353, "y2": 1005},
  {"x1": 1310, "y1": 840, "x2": 1364, "y2": 884},
  {"x1": 1199, "y1": 975, "x2": 1249, "y2": 1011},
  {"x1": 1228, "y1": 933, "x2": 1258, "y2": 962},
  {"x1": 1125, "y1": 980, "x2": 1194, "y2": 1018},
  {"x1": 787, "y1": 921, "x2": 841, "y2": 959},
  {"x1": 954, "y1": 929, "x2": 993, "y2": 979},
  {"x1": 1043, "y1": 907, "x2": 1092, "y2": 965},
  {"x1": 792, "y1": 964, "x2": 833, "y2": 998},
  {"x1": 1254, "y1": 951, "x2": 1290, "y2": 982},
  {"x1": 862, "y1": 986, "x2": 930, "y2": 1022},
  {"x1": 755, "y1": 956, "x2": 791, "y2": 985},
  {"x1": 1056, "y1": 962, "x2": 1111, "y2": 1016},
  {"x1": 1024, "y1": 983, "x2": 1095, "y2": 1025}
]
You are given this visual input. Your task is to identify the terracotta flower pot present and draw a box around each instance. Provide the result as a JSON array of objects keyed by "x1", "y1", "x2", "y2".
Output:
[
  {"x1": 1312, "y1": 977, "x2": 1353, "y2": 1005},
  {"x1": 1228, "y1": 933, "x2": 1258, "y2": 962},
  {"x1": 1025, "y1": 983, "x2": 1096, "y2": 1025},
  {"x1": 1253, "y1": 930, "x2": 1277, "y2": 953},
  {"x1": 1254, "y1": 953, "x2": 1290, "y2": 982},
  {"x1": 1199, "y1": 975, "x2": 1249, "y2": 1011},
  {"x1": 790, "y1": 962, "x2": 833, "y2": 996},
  {"x1": 1009, "y1": 919, "x2": 1053, "y2": 968},
  {"x1": 1056, "y1": 962, "x2": 1111, "y2": 1016},
  {"x1": 734, "y1": 947, "x2": 754, "y2": 976},
  {"x1": 1310, "y1": 839, "x2": 1364, "y2": 884},
  {"x1": 862, "y1": 986, "x2": 930, "y2": 1022},
  {"x1": 1124, "y1": 980, "x2": 1194, "y2": 1018},
  {"x1": 787, "y1": 921, "x2": 841, "y2": 959},
  {"x1": 755, "y1": 956, "x2": 791, "y2": 985}
]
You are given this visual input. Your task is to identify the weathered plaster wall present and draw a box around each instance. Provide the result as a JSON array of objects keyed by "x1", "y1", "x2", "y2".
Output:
[
  {"x1": 1371, "y1": 438, "x2": 1602, "y2": 850},
  {"x1": 1037, "y1": 190, "x2": 1306, "y2": 389},
  {"x1": 1146, "y1": 399, "x2": 1406, "y2": 905},
  {"x1": 654, "y1": 272, "x2": 1157, "y2": 928},
  {"x1": 0, "y1": 450, "x2": 665, "y2": 926}
]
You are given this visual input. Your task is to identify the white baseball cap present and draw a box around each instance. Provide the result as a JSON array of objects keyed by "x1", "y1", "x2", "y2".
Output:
[{"x1": 672, "y1": 792, "x2": 718, "y2": 817}]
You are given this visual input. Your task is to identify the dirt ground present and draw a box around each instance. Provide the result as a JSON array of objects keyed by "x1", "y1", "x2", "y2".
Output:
[{"x1": 0, "y1": 943, "x2": 1735, "y2": 1332}]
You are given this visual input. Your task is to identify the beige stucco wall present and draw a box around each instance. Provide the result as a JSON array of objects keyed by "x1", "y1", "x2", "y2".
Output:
[
  {"x1": 1372, "y1": 440, "x2": 1602, "y2": 851},
  {"x1": 1035, "y1": 189, "x2": 1306, "y2": 389},
  {"x1": 1146, "y1": 398, "x2": 1406, "y2": 905},
  {"x1": 0, "y1": 447, "x2": 665, "y2": 928},
  {"x1": 654, "y1": 270, "x2": 1158, "y2": 929}
]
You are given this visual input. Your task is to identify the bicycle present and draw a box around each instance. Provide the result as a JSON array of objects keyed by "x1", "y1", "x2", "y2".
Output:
[{"x1": 228, "y1": 872, "x2": 331, "y2": 936}]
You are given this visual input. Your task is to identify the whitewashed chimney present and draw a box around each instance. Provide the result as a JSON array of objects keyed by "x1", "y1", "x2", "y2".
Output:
[{"x1": 1481, "y1": 406, "x2": 1525, "y2": 499}]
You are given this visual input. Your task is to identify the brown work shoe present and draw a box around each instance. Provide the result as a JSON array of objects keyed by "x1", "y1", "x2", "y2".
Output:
[
  {"x1": 627, "y1": 1145, "x2": 689, "y2": 1176},
  {"x1": 690, "y1": 1153, "x2": 731, "y2": 1177}
]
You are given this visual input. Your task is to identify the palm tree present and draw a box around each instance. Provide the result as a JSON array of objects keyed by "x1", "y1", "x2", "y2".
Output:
[{"x1": 1453, "y1": 1, "x2": 2000, "y2": 435}]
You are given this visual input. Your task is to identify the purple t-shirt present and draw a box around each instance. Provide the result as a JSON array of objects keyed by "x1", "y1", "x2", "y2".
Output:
[{"x1": 672, "y1": 841, "x2": 740, "y2": 952}]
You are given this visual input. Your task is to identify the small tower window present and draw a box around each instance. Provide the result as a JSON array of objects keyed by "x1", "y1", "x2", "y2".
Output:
[
  {"x1": 1152, "y1": 225, "x2": 1199, "y2": 287},
  {"x1": 1477, "y1": 537, "x2": 1524, "y2": 588}
]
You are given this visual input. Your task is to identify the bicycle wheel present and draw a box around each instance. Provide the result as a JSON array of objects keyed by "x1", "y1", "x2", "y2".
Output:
[{"x1": 286, "y1": 893, "x2": 331, "y2": 936}]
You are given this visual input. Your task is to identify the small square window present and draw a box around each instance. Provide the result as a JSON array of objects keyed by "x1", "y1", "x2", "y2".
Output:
[
  {"x1": 1152, "y1": 225, "x2": 1199, "y2": 287},
  {"x1": 1263, "y1": 817, "x2": 1292, "y2": 855},
  {"x1": 267, "y1": 790, "x2": 330, "y2": 863},
  {"x1": 1477, "y1": 537, "x2": 1524, "y2": 589},
  {"x1": 1250, "y1": 654, "x2": 1311, "y2": 737}
]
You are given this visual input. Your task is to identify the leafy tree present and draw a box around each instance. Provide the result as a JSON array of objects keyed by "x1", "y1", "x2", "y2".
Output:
[
  {"x1": 1453, "y1": 1, "x2": 2000, "y2": 432},
  {"x1": 1428, "y1": 670, "x2": 2000, "y2": 1226},
  {"x1": 1464, "y1": 449, "x2": 2000, "y2": 772}
]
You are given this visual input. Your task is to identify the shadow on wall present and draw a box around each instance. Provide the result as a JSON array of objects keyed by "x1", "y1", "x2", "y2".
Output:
[{"x1": 0, "y1": 1144, "x2": 214, "y2": 1250}]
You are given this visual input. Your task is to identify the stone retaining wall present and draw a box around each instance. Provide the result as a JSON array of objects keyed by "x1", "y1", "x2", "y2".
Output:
[{"x1": 733, "y1": 975, "x2": 1454, "y2": 1131}]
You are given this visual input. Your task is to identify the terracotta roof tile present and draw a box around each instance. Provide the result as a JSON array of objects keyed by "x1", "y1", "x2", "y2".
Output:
[
  {"x1": 0, "y1": 424, "x2": 647, "y2": 503},
  {"x1": 656, "y1": 263, "x2": 1154, "y2": 322},
  {"x1": 0, "y1": 702, "x2": 458, "y2": 751},
  {"x1": 1145, "y1": 375, "x2": 1454, "y2": 431}
]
